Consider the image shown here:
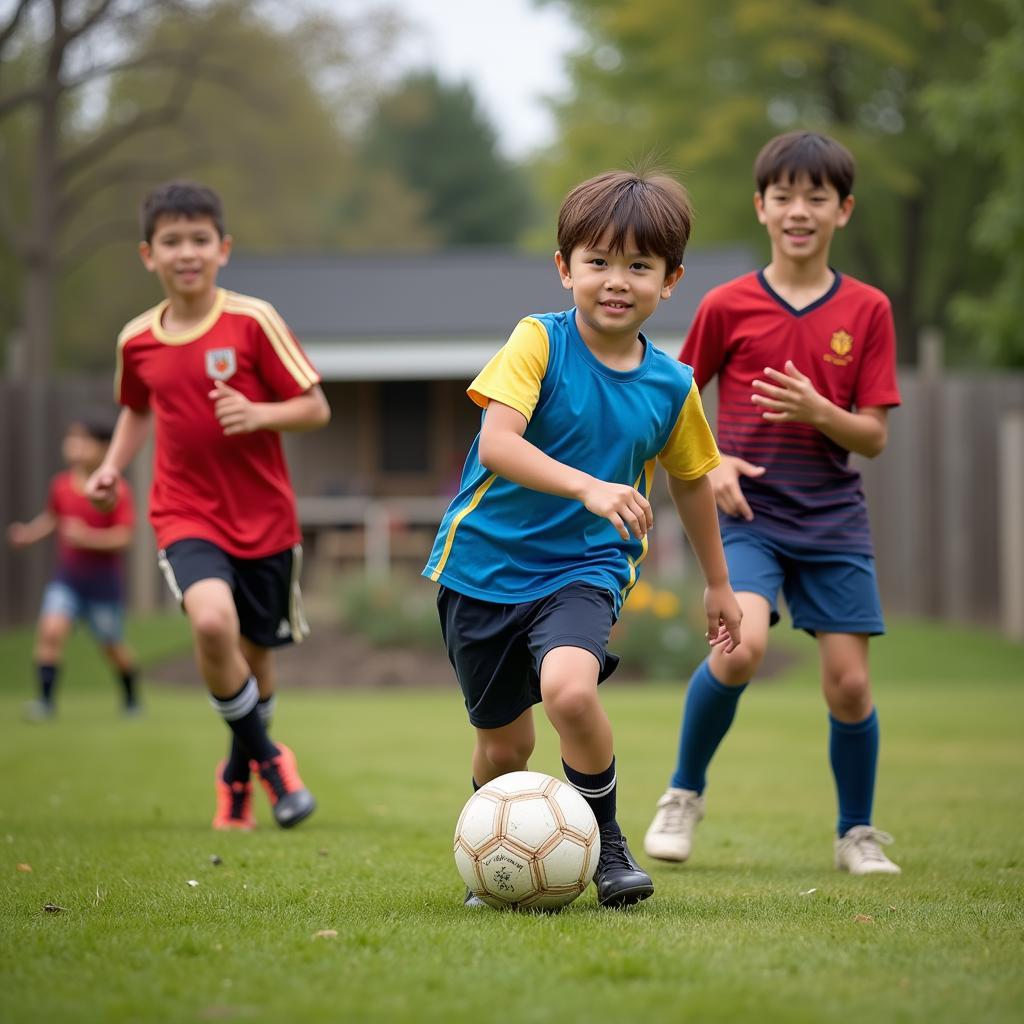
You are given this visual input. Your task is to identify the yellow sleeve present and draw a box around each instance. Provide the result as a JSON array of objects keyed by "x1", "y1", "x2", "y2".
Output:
[
  {"x1": 658, "y1": 383, "x2": 721, "y2": 480},
  {"x1": 467, "y1": 317, "x2": 549, "y2": 422}
]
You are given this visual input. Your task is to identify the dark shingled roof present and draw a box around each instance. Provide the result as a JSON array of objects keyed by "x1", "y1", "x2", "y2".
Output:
[{"x1": 219, "y1": 246, "x2": 756, "y2": 344}]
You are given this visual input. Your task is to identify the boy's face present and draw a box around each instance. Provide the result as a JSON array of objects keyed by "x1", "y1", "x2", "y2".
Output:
[
  {"x1": 554, "y1": 230, "x2": 684, "y2": 342},
  {"x1": 62, "y1": 425, "x2": 106, "y2": 472},
  {"x1": 754, "y1": 173, "x2": 854, "y2": 264},
  {"x1": 139, "y1": 215, "x2": 231, "y2": 302}
]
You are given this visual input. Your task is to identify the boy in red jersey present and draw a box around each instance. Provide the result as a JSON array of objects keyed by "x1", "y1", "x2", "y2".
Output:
[
  {"x1": 8, "y1": 418, "x2": 138, "y2": 720},
  {"x1": 644, "y1": 132, "x2": 903, "y2": 875},
  {"x1": 87, "y1": 181, "x2": 330, "y2": 831}
]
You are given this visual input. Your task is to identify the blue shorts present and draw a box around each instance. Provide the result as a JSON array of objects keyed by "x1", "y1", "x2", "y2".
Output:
[
  {"x1": 437, "y1": 581, "x2": 620, "y2": 729},
  {"x1": 40, "y1": 581, "x2": 125, "y2": 645},
  {"x1": 723, "y1": 528, "x2": 885, "y2": 636}
]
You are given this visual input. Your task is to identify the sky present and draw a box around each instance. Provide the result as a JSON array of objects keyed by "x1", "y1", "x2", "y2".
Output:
[{"x1": 383, "y1": 0, "x2": 583, "y2": 158}]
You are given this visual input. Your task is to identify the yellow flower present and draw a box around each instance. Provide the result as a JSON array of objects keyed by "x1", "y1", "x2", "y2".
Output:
[
  {"x1": 627, "y1": 579, "x2": 654, "y2": 612},
  {"x1": 652, "y1": 591, "x2": 680, "y2": 619}
]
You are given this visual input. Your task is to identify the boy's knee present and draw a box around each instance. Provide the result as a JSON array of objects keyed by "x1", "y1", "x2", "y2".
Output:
[
  {"x1": 544, "y1": 681, "x2": 599, "y2": 728},
  {"x1": 713, "y1": 638, "x2": 766, "y2": 684},
  {"x1": 481, "y1": 737, "x2": 533, "y2": 774},
  {"x1": 825, "y1": 670, "x2": 871, "y2": 717},
  {"x1": 190, "y1": 604, "x2": 237, "y2": 647}
]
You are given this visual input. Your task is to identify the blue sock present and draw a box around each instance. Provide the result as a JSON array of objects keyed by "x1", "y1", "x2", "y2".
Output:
[
  {"x1": 829, "y1": 708, "x2": 879, "y2": 836},
  {"x1": 670, "y1": 660, "x2": 747, "y2": 793}
]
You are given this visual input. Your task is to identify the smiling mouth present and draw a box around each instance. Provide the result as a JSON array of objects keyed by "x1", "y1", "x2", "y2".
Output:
[{"x1": 600, "y1": 300, "x2": 632, "y2": 310}]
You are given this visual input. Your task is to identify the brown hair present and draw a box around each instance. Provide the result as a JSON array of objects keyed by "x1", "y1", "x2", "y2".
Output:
[
  {"x1": 754, "y1": 132, "x2": 855, "y2": 201},
  {"x1": 557, "y1": 170, "x2": 692, "y2": 274},
  {"x1": 141, "y1": 180, "x2": 226, "y2": 243}
]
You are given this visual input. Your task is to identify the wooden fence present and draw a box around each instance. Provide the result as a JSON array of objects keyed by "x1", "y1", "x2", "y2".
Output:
[{"x1": 2, "y1": 359, "x2": 1023, "y2": 636}]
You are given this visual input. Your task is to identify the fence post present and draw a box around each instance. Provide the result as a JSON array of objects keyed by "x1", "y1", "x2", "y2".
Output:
[
  {"x1": 918, "y1": 328, "x2": 944, "y2": 618},
  {"x1": 999, "y1": 411, "x2": 1024, "y2": 641},
  {"x1": 364, "y1": 501, "x2": 391, "y2": 582}
]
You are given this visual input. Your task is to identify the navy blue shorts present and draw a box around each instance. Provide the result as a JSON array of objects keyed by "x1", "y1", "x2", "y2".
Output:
[
  {"x1": 437, "y1": 581, "x2": 620, "y2": 729},
  {"x1": 723, "y1": 528, "x2": 885, "y2": 636},
  {"x1": 158, "y1": 538, "x2": 308, "y2": 649}
]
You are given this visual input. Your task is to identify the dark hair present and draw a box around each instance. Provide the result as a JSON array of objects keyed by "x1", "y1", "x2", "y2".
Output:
[
  {"x1": 69, "y1": 414, "x2": 115, "y2": 444},
  {"x1": 141, "y1": 180, "x2": 226, "y2": 243},
  {"x1": 754, "y1": 132, "x2": 855, "y2": 201},
  {"x1": 557, "y1": 170, "x2": 692, "y2": 274}
]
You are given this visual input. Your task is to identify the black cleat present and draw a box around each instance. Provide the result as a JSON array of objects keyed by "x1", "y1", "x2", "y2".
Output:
[{"x1": 595, "y1": 825, "x2": 654, "y2": 908}]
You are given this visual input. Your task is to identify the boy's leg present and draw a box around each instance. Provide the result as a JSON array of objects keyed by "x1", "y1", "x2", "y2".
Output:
[
  {"x1": 540, "y1": 644, "x2": 652, "y2": 908},
  {"x1": 644, "y1": 592, "x2": 772, "y2": 862},
  {"x1": 472, "y1": 707, "x2": 536, "y2": 787},
  {"x1": 87, "y1": 598, "x2": 139, "y2": 713},
  {"x1": 819, "y1": 632, "x2": 900, "y2": 874},
  {"x1": 28, "y1": 594, "x2": 75, "y2": 718},
  {"x1": 102, "y1": 643, "x2": 139, "y2": 711}
]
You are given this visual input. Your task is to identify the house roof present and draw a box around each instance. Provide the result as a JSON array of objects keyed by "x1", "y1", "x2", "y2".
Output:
[{"x1": 219, "y1": 246, "x2": 756, "y2": 380}]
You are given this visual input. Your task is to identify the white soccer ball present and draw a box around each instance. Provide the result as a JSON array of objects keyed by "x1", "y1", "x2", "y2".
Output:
[{"x1": 453, "y1": 770, "x2": 600, "y2": 911}]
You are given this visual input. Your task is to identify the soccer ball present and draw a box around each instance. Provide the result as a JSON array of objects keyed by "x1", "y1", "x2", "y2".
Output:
[{"x1": 453, "y1": 770, "x2": 600, "y2": 911}]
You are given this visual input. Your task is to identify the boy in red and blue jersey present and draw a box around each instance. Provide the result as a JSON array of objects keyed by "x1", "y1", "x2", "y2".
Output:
[
  {"x1": 87, "y1": 182, "x2": 330, "y2": 831},
  {"x1": 644, "y1": 132, "x2": 903, "y2": 875},
  {"x1": 8, "y1": 418, "x2": 139, "y2": 719}
]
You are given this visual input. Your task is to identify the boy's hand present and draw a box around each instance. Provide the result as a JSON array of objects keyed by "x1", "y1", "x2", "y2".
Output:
[
  {"x1": 751, "y1": 360, "x2": 828, "y2": 425},
  {"x1": 85, "y1": 465, "x2": 120, "y2": 511},
  {"x1": 708, "y1": 456, "x2": 765, "y2": 521},
  {"x1": 7, "y1": 522, "x2": 30, "y2": 548},
  {"x1": 209, "y1": 380, "x2": 266, "y2": 435},
  {"x1": 581, "y1": 480, "x2": 653, "y2": 541},
  {"x1": 704, "y1": 582, "x2": 742, "y2": 654}
]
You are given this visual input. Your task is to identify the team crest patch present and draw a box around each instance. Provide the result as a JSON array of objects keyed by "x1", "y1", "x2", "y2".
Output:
[
  {"x1": 825, "y1": 329, "x2": 854, "y2": 366},
  {"x1": 205, "y1": 347, "x2": 237, "y2": 381}
]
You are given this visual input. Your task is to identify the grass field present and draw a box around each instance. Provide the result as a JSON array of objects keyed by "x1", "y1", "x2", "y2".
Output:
[{"x1": 1, "y1": 616, "x2": 1022, "y2": 1023}]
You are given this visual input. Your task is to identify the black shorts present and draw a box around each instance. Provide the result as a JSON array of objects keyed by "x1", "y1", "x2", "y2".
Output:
[
  {"x1": 158, "y1": 538, "x2": 308, "y2": 649},
  {"x1": 438, "y1": 581, "x2": 619, "y2": 729}
]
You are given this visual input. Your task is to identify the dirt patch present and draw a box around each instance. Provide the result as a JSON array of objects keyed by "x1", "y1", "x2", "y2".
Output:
[{"x1": 146, "y1": 621, "x2": 801, "y2": 690}]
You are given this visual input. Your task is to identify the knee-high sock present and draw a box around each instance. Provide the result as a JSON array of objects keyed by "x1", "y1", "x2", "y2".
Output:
[
  {"x1": 829, "y1": 708, "x2": 879, "y2": 836},
  {"x1": 563, "y1": 757, "x2": 616, "y2": 828},
  {"x1": 210, "y1": 678, "x2": 278, "y2": 769},
  {"x1": 670, "y1": 659, "x2": 747, "y2": 793},
  {"x1": 37, "y1": 663, "x2": 59, "y2": 705},
  {"x1": 223, "y1": 694, "x2": 276, "y2": 783}
]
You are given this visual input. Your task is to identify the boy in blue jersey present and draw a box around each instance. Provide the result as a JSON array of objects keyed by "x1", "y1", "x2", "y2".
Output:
[
  {"x1": 643, "y1": 132, "x2": 903, "y2": 875},
  {"x1": 424, "y1": 170, "x2": 743, "y2": 909}
]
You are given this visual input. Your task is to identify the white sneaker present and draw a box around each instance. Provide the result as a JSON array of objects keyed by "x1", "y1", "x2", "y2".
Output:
[
  {"x1": 834, "y1": 825, "x2": 902, "y2": 875},
  {"x1": 643, "y1": 788, "x2": 705, "y2": 862}
]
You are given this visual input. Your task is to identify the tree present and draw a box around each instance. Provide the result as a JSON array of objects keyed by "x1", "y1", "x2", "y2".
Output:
[
  {"x1": 540, "y1": 0, "x2": 1012, "y2": 362},
  {"x1": 363, "y1": 70, "x2": 534, "y2": 246},
  {"x1": 922, "y1": 0, "x2": 1024, "y2": 365}
]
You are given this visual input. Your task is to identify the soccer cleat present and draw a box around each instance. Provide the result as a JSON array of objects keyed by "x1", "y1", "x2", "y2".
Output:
[
  {"x1": 834, "y1": 825, "x2": 902, "y2": 875},
  {"x1": 594, "y1": 825, "x2": 654, "y2": 908},
  {"x1": 22, "y1": 699, "x2": 55, "y2": 722},
  {"x1": 212, "y1": 761, "x2": 256, "y2": 831},
  {"x1": 253, "y1": 744, "x2": 316, "y2": 829},
  {"x1": 463, "y1": 887, "x2": 487, "y2": 909},
  {"x1": 643, "y1": 787, "x2": 705, "y2": 862}
]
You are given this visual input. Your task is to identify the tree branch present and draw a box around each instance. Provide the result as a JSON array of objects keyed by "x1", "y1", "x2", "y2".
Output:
[
  {"x1": 0, "y1": 0, "x2": 34, "y2": 60},
  {"x1": 56, "y1": 213, "x2": 139, "y2": 272}
]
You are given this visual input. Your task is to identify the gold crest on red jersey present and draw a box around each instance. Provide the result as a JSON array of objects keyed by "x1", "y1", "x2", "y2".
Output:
[{"x1": 825, "y1": 329, "x2": 854, "y2": 366}]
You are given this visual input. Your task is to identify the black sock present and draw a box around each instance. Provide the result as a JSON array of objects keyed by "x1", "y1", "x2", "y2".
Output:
[
  {"x1": 224, "y1": 695, "x2": 276, "y2": 783},
  {"x1": 562, "y1": 757, "x2": 617, "y2": 829},
  {"x1": 119, "y1": 669, "x2": 138, "y2": 706},
  {"x1": 37, "y1": 664, "x2": 58, "y2": 705},
  {"x1": 209, "y1": 677, "x2": 278, "y2": 764}
]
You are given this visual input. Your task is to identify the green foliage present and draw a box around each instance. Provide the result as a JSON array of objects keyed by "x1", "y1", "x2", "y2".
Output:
[
  {"x1": 921, "y1": 0, "x2": 1024, "y2": 365},
  {"x1": 336, "y1": 570, "x2": 441, "y2": 652},
  {"x1": 539, "y1": 0, "x2": 1014, "y2": 363},
  {"x1": 1, "y1": 618, "x2": 1023, "y2": 1021},
  {"x1": 611, "y1": 578, "x2": 709, "y2": 679},
  {"x1": 363, "y1": 70, "x2": 535, "y2": 245}
]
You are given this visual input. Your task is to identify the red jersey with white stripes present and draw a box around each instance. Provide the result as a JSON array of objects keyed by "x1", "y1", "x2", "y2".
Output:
[
  {"x1": 115, "y1": 288, "x2": 320, "y2": 557},
  {"x1": 680, "y1": 270, "x2": 900, "y2": 553}
]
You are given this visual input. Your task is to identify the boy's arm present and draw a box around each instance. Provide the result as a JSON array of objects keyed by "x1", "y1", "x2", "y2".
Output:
[
  {"x1": 666, "y1": 473, "x2": 742, "y2": 652},
  {"x1": 86, "y1": 407, "x2": 152, "y2": 509},
  {"x1": 59, "y1": 520, "x2": 132, "y2": 552},
  {"x1": 752, "y1": 360, "x2": 889, "y2": 457},
  {"x1": 478, "y1": 401, "x2": 653, "y2": 541},
  {"x1": 208, "y1": 382, "x2": 330, "y2": 435},
  {"x1": 7, "y1": 511, "x2": 57, "y2": 548}
]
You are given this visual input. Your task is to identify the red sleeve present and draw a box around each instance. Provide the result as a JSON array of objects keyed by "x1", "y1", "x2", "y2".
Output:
[
  {"x1": 110, "y1": 479, "x2": 135, "y2": 529},
  {"x1": 252, "y1": 305, "x2": 321, "y2": 401},
  {"x1": 854, "y1": 298, "x2": 901, "y2": 409},
  {"x1": 679, "y1": 295, "x2": 727, "y2": 390},
  {"x1": 118, "y1": 341, "x2": 151, "y2": 411}
]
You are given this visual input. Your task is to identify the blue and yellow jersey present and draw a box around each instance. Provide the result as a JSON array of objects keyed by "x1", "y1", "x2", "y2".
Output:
[{"x1": 423, "y1": 310, "x2": 720, "y2": 614}]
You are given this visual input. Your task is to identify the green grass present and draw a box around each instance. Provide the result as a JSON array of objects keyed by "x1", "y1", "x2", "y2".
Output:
[{"x1": 1, "y1": 618, "x2": 1022, "y2": 1023}]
